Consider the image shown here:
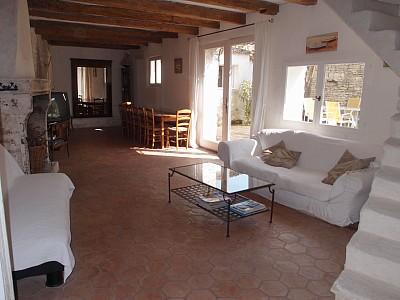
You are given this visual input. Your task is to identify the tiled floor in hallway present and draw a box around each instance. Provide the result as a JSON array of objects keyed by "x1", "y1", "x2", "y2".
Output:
[{"x1": 17, "y1": 127, "x2": 355, "y2": 300}]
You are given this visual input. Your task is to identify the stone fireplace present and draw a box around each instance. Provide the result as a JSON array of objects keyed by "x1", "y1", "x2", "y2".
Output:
[{"x1": 0, "y1": 0, "x2": 53, "y2": 173}]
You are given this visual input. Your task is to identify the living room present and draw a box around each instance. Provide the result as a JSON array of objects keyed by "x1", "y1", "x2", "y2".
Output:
[{"x1": 0, "y1": 0, "x2": 399, "y2": 299}]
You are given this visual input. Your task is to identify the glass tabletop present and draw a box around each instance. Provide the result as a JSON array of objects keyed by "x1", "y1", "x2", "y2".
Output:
[{"x1": 170, "y1": 162, "x2": 274, "y2": 194}]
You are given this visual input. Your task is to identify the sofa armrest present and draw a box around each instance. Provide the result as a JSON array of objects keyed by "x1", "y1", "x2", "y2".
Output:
[
  {"x1": 330, "y1": 168, "x2": 377, "y2": 200},
  {"x1": 217, "y1": 139, "x2": 257, "y2": 168}
]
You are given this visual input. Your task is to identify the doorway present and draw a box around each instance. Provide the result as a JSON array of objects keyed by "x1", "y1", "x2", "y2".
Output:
[{"x1": 200, "y1": 38, "x2": 255, "y2": 150}]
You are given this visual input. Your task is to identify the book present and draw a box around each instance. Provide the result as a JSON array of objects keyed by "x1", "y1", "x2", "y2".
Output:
[
  {"x1": 196, "y1": 192, "x2": 227, "y2": 210},
  {"x1": 231, "y1": 200, "x2": 266, "y2": 216}
]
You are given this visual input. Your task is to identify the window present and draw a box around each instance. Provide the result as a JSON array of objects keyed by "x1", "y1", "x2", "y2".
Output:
[
  {"x1": 283, "y1": 65, "x2": 318, "y2": 123},
  {"x1": 283, "y1": 62, "x2": 365, "y2": 129},
  {"x1": 149, "y1": 57, "x2": 162, "y2": 85}
]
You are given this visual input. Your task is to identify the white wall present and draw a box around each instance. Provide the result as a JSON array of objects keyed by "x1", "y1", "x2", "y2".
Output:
[
  {"x1": 265, "y1": 1, "x2": 399, "y2": 145},
  {"x1": 51, "y1": 46, "x2": 127, "y2": 128},
  {"x1": 132, "y1": 36, "x2": 191, "y2": 113}
]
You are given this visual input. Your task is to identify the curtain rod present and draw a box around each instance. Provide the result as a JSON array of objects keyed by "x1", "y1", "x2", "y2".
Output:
[{"x1": 197, "y1": 23, "x2": 255, "y2": 38}]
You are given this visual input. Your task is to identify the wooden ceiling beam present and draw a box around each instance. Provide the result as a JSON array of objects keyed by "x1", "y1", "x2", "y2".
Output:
[
  {"x1": 28, "y1": 0, "x2": 220, "y2": 29},
  {"x1": 285, "y1": 0, "x2": 318, "y2": 5},
  {"x1": 41, "y1": 32, "x2": 147, "y2": 47},
  {"x1": 48, "y1": 40, "x2": 140, "y2": 50},
  {"x1": 30, "y1": 20, "x2": 177, "y2": 43},
  {"x1": 30, "y1": 9, "x2": 199, "y2": 35},
  {"x1": 71, "y1": 0, "x2": 246, "y2": 24},
  {"x1": 186, "y1": 0, "x2": 279, "y2": 14}
]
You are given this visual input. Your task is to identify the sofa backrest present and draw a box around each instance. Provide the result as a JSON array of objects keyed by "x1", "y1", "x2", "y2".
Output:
[
  {"x1": 0, "y1": 144, "x2": 24, "y2": 194},
  {"x1": 257, "y1": 129, "x2": 383, "y2": 172}
]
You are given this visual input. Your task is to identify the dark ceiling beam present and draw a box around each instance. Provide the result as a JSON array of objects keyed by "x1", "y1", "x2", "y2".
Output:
[
  {"x1": 30, "y1": 20, "x2": 178, "y2": 43},
  {"x1": 186, "y1": 0, "x2": 279, "y2": 14},
  {"x1": 285, "y1": 0, "x2": 318, "y2": 5},
  {"x1": 48, "y1": 40, "x2": 140, "y2": 50},
  {"x1": 28, "y1": 0, "x2": 220, "y2": 29},
  {"x1": 29, "y1": 9, "x2": 199, "y2": 35},
  {"x1": 71, "y1": 0, "x2": 246, "y2": 24},
  {"x1": 41, "y1": 32, "x2": 147, "y2": 47}
]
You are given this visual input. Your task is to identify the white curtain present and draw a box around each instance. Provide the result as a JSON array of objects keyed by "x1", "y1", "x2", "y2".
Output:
[
  {"x1": 251, "y1": 21, "x2": 272, "y2": 136},
  {"x1": 189, "y1": 37, "x2": 202, "y2": 148}
]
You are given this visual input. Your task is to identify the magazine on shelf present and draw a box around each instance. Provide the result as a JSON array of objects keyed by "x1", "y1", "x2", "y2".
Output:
[
  {"x1": 196, "y1": 191, "x2": 228, "y2": 210},
  {"x1": 231, "y1": 200, "x2": 266, "y2": 216}
]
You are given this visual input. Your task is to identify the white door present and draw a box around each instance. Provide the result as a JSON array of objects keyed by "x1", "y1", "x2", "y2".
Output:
[{"x1": 199, "y1": 37, "x2": 255, "y2": 151}]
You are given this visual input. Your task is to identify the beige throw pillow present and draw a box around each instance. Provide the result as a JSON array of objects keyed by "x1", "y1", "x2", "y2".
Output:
[
  {"x1": 322, "y1": 150, "x2": 376, "y2": 185},
  {"x1": 261, "y1": 140, "x2": 301, "y2": 169}
]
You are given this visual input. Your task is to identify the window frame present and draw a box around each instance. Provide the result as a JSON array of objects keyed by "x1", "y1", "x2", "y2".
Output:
[
  {"x1": 281, "y1": 60, "x2": 366, "y2": 131},
  {"x1": 149, "y1": 56, "x2": 162, "y2": 86}
]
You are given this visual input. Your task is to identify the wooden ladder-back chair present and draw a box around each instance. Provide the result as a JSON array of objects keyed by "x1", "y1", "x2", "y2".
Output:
[
  {"x1": 126, "y1": 104, "x2": 134, "y2": 138},
  {"x1": 167, "y1": 109, "x2": 192, "y2": 150},
  {"x1": 121, "y1": 102, "x2": 130, "y2": 136},
  {"x1": 137, "y1": 107, "x2": 146, "y2": 146},
  {"x1": 144, "y1": 108, "x2": 163, "y2": 148}
]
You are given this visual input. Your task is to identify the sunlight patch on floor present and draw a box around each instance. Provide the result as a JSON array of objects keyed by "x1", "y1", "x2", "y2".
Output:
[{"x1": 131, "y1": 147, "x2": 219, "y2": 159}]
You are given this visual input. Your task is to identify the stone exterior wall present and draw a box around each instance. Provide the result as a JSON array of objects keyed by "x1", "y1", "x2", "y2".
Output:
[{"x1": 305, "y1": 63, "x2": 365, "y2": 105}]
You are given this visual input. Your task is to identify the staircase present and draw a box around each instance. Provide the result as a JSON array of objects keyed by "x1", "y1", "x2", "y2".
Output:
[{"x1": 323, "y1": 0, "x2": 400, "y2": 299}]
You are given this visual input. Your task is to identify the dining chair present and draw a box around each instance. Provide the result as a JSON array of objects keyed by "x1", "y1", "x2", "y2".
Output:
[
  {"x1": 121, "y1": 102, "x2": 129, "y2": 136},
  {"x1": 137, "y1": 107, "x2": 147, "y2": 146},
  {"x1": 144, "y1": 108, "x2": 163, "y2": 148},
  {"x1": 126, "y1": 104, "x2": 134, "y2": 138},
  {"x1": 166, "y1": 109, "x2": 192, "y2": 150}
]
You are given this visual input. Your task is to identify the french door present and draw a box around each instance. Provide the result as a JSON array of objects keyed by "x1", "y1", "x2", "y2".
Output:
[{"x1": 200, "y1": 37, "x2": 255, "y2": 150}]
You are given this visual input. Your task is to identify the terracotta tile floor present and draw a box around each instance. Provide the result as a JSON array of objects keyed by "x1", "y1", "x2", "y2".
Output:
[{"x1": 17, "y1": 127, "x2": 355, "y2": 300}]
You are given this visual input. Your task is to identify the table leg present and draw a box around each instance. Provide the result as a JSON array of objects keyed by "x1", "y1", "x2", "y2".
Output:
[
  {"x1": 269, "y1": 187, "x2": 275, "y2": 223},
  {"x1": 161, "y1": 118, "x2": 165, "y2": 149},
  {"x1": 168, "y1": 171, "x2": 172, "y2": 203},
  {"x1": 226, "y1": 198, "x2": 231, "y2": 238}
]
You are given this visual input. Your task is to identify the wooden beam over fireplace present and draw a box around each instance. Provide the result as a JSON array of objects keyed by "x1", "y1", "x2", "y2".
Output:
[{"x1": 30, "y1": 20, "x2": 177, "y2": 44}]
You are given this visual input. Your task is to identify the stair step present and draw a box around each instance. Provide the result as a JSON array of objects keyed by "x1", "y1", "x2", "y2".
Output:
[
  {"x1": 370, "y1": 166, "x2": 400, "y2": 200},
  {"x1": 346, "y1": 231, "x2": 400, "y2": 288},
  {"x1": 391, "y1": 113, "x2": 400, "y2": 139},
  {"x1": 360, "y1": 197, "x2": 400, "y2": 241},
  {"x1": 381, "y1": 137, "x2": 400, "y2": 168},
  {"x1": 353, "y1": 0, "x2": 400, "y2": 17},
  {"x1": 332, "y1": 270, "x2": 400, "y2": 300},
  {"x1": 369, "y1": 10, "x2": 400, "y2": 31}
]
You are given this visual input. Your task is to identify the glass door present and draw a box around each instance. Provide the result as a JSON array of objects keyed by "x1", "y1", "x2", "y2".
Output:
[
  {"x1": 201, "y1": 45, "x2": 226, "y2": 150},
  {"x1": 200, "y1": 38, "x2": 254, "y2": 150},
  {"x1": 228, "y1": 41, "x2": 255, "y2": 140}
]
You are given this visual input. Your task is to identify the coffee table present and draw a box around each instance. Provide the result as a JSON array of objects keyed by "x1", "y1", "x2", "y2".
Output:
[{"x1": 168, "y1": 162, "x2": 275, "y2": 237}]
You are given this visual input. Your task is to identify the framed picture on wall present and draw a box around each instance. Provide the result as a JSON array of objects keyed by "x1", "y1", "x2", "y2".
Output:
[
  {"x1": 306, "y1": 32, "x2": 338, "y2": 54},
  {"x1": 174, "y1": 58, "x2": 183, "y2": 74}
]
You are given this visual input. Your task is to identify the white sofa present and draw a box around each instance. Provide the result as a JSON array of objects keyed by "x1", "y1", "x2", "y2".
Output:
[
  {"x1": 218, "y1": 130, "x2": 382, "y2": 226},
  {"x1": 0, "y1": 144, "x2": 75, "y2": 284}
]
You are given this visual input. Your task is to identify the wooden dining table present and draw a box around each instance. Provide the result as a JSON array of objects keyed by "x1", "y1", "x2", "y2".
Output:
[{"x1": 155, "y1": 113, "x2": 176, "y2": 149}]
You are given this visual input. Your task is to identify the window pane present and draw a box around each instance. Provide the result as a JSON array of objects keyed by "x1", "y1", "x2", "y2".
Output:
[
  {"x1": 320, "y1": 63, "x2": 365, "y2": 128},
  {"x1": 283, "y1": 65, "x2": 318, "y2": 123},
  {"x1": 150, "y1": 60, "x2": 156, "y2": 84},
  {"x1": 156, "y1": 59, "x2": 162, "y2": 84}
]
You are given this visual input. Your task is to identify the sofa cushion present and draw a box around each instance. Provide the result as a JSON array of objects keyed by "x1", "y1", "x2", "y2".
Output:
[
  {"x1": 322, "y1": 150, "x2": 376, "y2": 185},
  {"x1": 262, "y1": 147, "x2": 301, "y2": 169},
  {"x1": 232, "y1": 157, "x2": 332, "y2": 202},
  {"x1": 279, "y1": 167, "x2": 333, "y2": 202},
  {"x1": 232, "y1": 156, "x2": 282, "y2": 184}
]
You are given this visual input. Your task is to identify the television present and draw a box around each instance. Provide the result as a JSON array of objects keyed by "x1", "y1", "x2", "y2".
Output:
[{"x1": 47, "y1": 92, "x2": 71, "y2": 123}]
